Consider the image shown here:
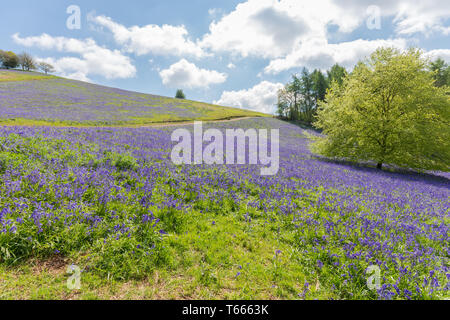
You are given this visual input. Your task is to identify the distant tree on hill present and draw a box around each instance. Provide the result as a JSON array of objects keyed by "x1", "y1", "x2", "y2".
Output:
[
  {"x1": 0, "y1": 50, "x2": 19, "y2": 69},
  {"x1": 313, "y1": 47, "x2": 450, "y2": 171},
  {"x1": 175, "y1": 89, "x2": 186, "y2": 99},
  {"x1": 429, "y1": 58, "x2": 450, "y2": 88},
  {"x1": 38, "y1": 62, "x2": 55, "y2": 75},
  {"x1": 18, "y1": 53, "x2": 36, "y2": 71}
]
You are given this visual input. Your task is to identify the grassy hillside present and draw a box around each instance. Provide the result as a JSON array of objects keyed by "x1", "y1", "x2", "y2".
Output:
[
  {"x1": 0, "y1": 70, "x2": 266, "y2": 126},
  {"x1": 0, "y1": 118, "x2": 448, "y2": 299}
]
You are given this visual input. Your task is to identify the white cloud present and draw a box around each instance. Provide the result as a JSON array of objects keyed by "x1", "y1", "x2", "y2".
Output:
[
  {"x1": 424, "y1": 49, "x2": 450, "y2": 63},
  {"x1": 12, "y1": 33, "x2": 136, "y2": 80},
  {"x1": 92, "y1": 15, "x2": 206, "y2": 58},
  {"x1": 199, "y1": 0, "x2": 404, "y2": 59},
  {"x1": 265, "y1": 38, "x2": 409, "y2": 74},
  {"x1": 201, "y1": 0, "x2": 323, "y2": 59},
  {"x1": 214, "y1": 81, "x2": 284, "y2": 114},
  {"x1": 36, "y1": 57, "x2": 92, "y2": 82},
  {"x1": 159, "y1": 59, "x2": 227, "y2": 89},
  {"x1": 322, "y1": 0, "x2": 450, "y2": 36},
  {"x1": 393, "y1": 0, "x2": 450, "y2": 35},
  {"x1": 227, "y1": 63, "x2": 236, "y2": 69},
  {"x1": 201, "y1": 0, "x2": 449, "y2": 70}
]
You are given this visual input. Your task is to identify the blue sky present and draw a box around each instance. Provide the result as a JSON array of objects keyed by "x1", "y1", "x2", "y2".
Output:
[{"x1": 1, "y1": 0, "x2": 449, "y2": 113}]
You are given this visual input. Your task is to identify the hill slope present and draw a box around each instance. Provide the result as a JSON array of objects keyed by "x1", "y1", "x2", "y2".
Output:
[{"x1": 0, "y1": 70, "x2": 266, "y2": 126}]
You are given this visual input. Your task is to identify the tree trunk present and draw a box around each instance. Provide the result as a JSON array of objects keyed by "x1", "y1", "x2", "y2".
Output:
[{"x1": 377, "y1": 162, "x2": 383, "y2": 170}]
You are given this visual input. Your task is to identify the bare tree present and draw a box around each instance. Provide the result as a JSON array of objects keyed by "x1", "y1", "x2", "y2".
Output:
[
  {"x1": 38, "y1": 62, "x2": 55, "y2": 75},
  {"x1": 277, "y1": 85, "x2": 297, "y2": 119},
  {"x1": 18, "y1": 52, "x2": 36, "y2": 71}
]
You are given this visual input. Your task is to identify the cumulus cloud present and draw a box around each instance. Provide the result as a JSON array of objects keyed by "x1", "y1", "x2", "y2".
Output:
[
  {"x1": 200, "y1": 0, "x2": 396, "y2": 59},
  {"x1": 392, "y1": 0, "x2": 450, "y2": 35},
  {"x1": 159, "y1": 59, "x2": 227, "y2": 89},
  {"x1": 11, "y1": 2, "x2": 449, "y2": 99},
  {"x1": 36, "y1": 57, "x2": 92, "y2": 82},
  {"x1": 201, "y1": 0, "x2": 449, "y2": 70},
  {"x1": 424, "y1": 49, "x2": 450, "y2": 63},
  {"x1": 336, "y1": 0, "x2": 450, "y2": 35},
  {"x1": 201, "y1": 0, "x2": 324, "y2": 59},
  {"x1": 12, "y1": 33, "x2": 136, "y2": 81},
  {"x1": 92, "y1": 15, "x2": 206, "y2": 58},
  {"x1": 265, "y1": 38, "x2": 409, "y2": 74},
  {"x1": 214, "y1": 81, "x2": 284, "y2": 114}
]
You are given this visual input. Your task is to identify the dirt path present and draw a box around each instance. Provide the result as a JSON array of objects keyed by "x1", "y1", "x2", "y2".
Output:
[
  {"x1": 68, "y1": 116, "x2": 260, "y2": 129},
  {"x1": 0, "y1": 116, "x2": 266, "y2": 129},
  {"x1": 137, "y1": 116, "x2": 257, "y2": 128}
]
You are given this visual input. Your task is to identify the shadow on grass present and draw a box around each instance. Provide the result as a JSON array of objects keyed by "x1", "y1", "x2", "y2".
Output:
[
  {"x1": 276, "y1": 117, "x2": 322, "y2": 133},
  {"x1": 312, "y1": 155, "x2": 450, "y2": 188}
]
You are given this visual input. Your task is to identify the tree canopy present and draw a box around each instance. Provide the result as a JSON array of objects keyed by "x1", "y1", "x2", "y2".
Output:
[
  {"x1": 313, "y1": 47, "x2": 450, "y2": 171},
  {"x1": 429, "y1": 57, "x2": 450, "y2": 88},
  {"x1": 0, "y1": 50, "x2": 19, "y2": 69},
  {"x1": 327, "y1": 63, "x2": 347, "y2": 87}
]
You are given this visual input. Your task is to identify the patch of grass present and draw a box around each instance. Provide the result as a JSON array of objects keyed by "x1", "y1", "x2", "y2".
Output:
[
  {"x1": 0, "y1": 120, "x2": 447, "y2": 300},
  {"x1": 0, "y1": 115, "x2": 266, "y2": 128},
  {"x1": 0, "y1": 207, "x2": 311, "y2": 300},
  {"x1": 0, "y1": 70, "x2": 58, "y2": 82}
]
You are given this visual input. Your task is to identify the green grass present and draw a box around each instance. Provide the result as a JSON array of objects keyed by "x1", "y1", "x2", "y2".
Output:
[
  {"x1": 0, "y1": 207, "x2": 309, "y2": 300},
  {"x1": 0, "y1": 134, "x2": 309, "y2": 300},
  {"x1": 0, "y1": 115, "x2": 264, "y2": 128},
  {"x1": 0, "y1": 127, "x2": 448, "y2": 300},
  {"x1": 0, "y1": 70, "x2": 59, "y2": 82}
]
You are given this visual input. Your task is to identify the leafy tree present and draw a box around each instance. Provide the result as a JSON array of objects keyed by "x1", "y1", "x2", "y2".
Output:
[
  {"x1": 313, "y1": 47, "x2": 450, "y2": 171},
  {"x1": 311, "y1": 69, "x2": 328, "y2": 103},
  {"x1": 0, "y1": 50, "x2": 19, "y2": 69},
  {"x1": 38, "y1": 62, "x2": 55, "y2": 74},
  {"x1": 299, "y1": 68, "x2": 315, "y2": 122},
  {"x1": 175, "y1": 89, "x2": 186, "y2": 99},
  {"x1": 327, "y1": 63, "x2": 347, "y2": 87},
  {"x1": 277, "y1": 69, "x2": 332, "y2": 125},
  {"x1": 429, "y1": 58, "x2": 450, "y2": 88},
  {"x1": 18, "y1": 52, "x2": 36, "y2": 71},
  {"x1": 286, "y1": 74, "x2": 302, "y2": 120}
]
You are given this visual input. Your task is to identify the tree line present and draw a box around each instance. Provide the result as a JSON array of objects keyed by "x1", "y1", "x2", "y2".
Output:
[
  {"x1": 277, "y1": 64, "x2": 347, "y2": 125},
  {"x1": 276, "y1": 64, "x2": 347, "y2": 125},
  {"x1": 0, "y1": 50, "x2": 55, "y2": 74},
  {"x1": 277, "y1": 56, "x2": 450, "y2": 127}
]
